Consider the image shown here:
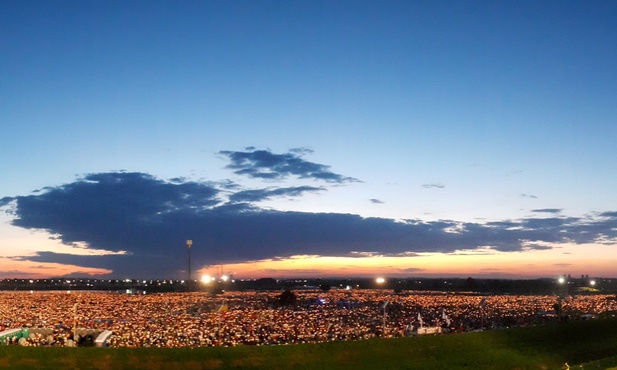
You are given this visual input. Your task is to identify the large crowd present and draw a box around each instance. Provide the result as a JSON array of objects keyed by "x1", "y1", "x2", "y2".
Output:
[{"x1": 0, "y1": 290, "x2": 615, "y2": 348}]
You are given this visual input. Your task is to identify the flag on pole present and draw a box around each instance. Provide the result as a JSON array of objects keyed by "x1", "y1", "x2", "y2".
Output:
[
  {"x1": 442, "y1": 310, "x2": 451, "y2": 326},
  {"x1": 217, "y1": 302, "x2": 229, "y2": 319},
  {"x1": 417, "y1": 312, "x2": 423, "y2": 326}
]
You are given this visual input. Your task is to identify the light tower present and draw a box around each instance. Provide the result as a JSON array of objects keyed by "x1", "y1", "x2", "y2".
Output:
[{"x1": 186, "y1": 240, "x2": 192, "y2": 289}]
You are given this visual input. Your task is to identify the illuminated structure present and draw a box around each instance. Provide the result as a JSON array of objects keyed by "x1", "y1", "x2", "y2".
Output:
[{"x1": 186, "y1": 240, "x2": 192, "y2": 289}]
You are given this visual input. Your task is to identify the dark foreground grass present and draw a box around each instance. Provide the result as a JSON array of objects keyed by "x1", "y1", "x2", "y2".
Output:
[{"x1": 2, "y1": 319, "x2": 617, "y2": 370}]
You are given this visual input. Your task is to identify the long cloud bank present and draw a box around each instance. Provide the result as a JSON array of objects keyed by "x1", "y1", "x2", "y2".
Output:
[{"x1": 1, "y1": 148, "x2": 616, "y2": 278}]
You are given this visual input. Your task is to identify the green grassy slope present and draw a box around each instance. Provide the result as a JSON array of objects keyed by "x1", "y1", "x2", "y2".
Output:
[{"x1": 1, "y1": 319, "x2": 616, "y2": 370}]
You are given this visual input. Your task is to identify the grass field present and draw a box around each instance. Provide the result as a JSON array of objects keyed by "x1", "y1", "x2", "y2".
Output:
[{"x1": 2, "y1": 319, "x2": 617, "y2": 370}]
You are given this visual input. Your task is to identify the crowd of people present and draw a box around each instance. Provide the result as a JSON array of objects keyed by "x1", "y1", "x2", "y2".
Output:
[{"x1": 0, "y1": 289, "x2": 615, "y2": 348}]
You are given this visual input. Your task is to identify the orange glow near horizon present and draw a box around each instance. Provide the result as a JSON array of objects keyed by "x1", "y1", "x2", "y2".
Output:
[
  {"x1": 1, "y1": 241, "x2": 615, "y2": 280},
  {"x1": 0, "y1": 257, "x2": 112, "y2": 279},
  {"x1": 198, "y1": 242, "x2": 617, "y2": 280}
]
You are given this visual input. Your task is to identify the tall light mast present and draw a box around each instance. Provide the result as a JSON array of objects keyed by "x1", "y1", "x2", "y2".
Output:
[{"x1": 186, "y1": 240, "x2": 192, "y2": 289}]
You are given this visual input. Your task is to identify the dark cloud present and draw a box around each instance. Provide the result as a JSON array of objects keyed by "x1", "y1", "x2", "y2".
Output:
[
  {"x1": 216, "y1": 179, "x2": 242, "y2": 190},
  {"x1": 219, "y1": 148, "x2": 359, "y2": 183},
  {"x1": 2, "y1": 171, "x2": 616, "y2": 279},
  {"x1": 398, "y1": 267, "x2": 424, "y2": 272},
  {"x1": 522, "y1": 243, "x2": 553, "y2": 251},
  {"x1": 5, "y1": 172, "x2": 220, "y2": 245},
  {"x1": 521, "y1": 194, "x2": 538, "y2": 199},
  {"x1": 370, "y1": 199, "x2": 384, "y2": 204},
  {"x1": 288, "y1": 147, "x2": 314, "y2": 156},
  {"x1": 531, "y1": 209, "x2": 562, "y2": 214},
  {"x1": 229, "y1": 186, "x2": 325, "y2": 203},
  {"x1": 0, "y1": 197, "x2": 13, "y2": 207}
]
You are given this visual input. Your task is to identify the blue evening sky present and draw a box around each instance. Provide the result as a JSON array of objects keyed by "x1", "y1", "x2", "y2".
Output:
[{"x1": 1, "y1": 1, "x2": 616, "y2": 279}]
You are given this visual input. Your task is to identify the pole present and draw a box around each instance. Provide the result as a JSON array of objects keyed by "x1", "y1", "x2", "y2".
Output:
[
  {"x1": 382, "y1": 301, "x2": 388, "y2": 335},
  {"x1": 73, "y1": 301, "x2": 78, "y2": 343},
  {"x1": 186, "y1": 240, "x2": 192, "y2": 291}
]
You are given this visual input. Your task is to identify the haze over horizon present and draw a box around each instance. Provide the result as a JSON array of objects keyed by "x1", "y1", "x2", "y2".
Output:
[{"x1": 1, "y1": 1, "x2": 616, "y2": 280}]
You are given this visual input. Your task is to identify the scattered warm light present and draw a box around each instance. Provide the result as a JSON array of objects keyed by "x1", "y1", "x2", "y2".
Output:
[
  {"x1": 221, "y1": 275, "x2": 229, "y2": 282},
  {"x1": 375, "y1": 277, "x2": 386, "y2": 284},
  {"x1": 558, "y1": 276, "x2": 566, "y2": 284},
  {"x1": 590, "y1": 280, "x2": 596, "y2": 286},
  {"x1": 201, "y1": 275, "x2": 211, "y2": 284}
]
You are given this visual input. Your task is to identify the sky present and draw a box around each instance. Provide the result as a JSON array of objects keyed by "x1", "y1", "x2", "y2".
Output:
[{"x1": 1, "y1": 0, "x2": 616, "y2": 280}]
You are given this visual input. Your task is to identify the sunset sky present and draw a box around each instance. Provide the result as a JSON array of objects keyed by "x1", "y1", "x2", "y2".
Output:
[{"x1": 1, "y1": 1, "x2": 616, "y2": 280}]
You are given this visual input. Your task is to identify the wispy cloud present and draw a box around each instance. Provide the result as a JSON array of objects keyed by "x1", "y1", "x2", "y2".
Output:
[
  {"x1": 229, "y1": 186, "x2": 325, "y2": 203},
  {"x1": 422, "y1": 183, "x2": 445, "y2": 189},
  {"x1": 531, "y1": 208, "x2": 562, "y2": 214}
]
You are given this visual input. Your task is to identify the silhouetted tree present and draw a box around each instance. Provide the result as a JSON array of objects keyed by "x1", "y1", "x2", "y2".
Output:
[
  {"x1": 467, "y1": 277, "x2": 475, "y2": 290},
  {"x1": 279, "y1": 289, "x2": 297, "y2": 306}
]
